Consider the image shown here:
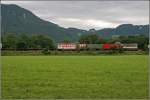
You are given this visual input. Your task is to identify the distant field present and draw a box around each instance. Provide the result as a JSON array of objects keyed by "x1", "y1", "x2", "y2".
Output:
[{"x1": 2, "y1": 55, "x2": 149, "y2": 99}]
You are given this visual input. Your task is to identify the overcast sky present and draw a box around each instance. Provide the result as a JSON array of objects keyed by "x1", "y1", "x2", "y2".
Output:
[{"x1": 2, "y1": 0, "x2": 149, "y2": 30}]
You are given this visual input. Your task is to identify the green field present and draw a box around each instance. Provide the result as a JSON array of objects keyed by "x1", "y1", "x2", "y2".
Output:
[{"x1": 2, "y1": 55, "x2": 149, "y2": 99}]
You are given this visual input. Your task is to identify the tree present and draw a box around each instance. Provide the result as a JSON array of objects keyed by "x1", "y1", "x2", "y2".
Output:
[
  {"x1": 109, "y1": 35, "x2": 149, "y2": 50},
  {"x1": 2, "y1": 33, "x2": 54, "y2": 50},
  {"x1": 31, "y1": 35, "x2": 54, "y2": 49},
  {"x1": 79, "y1": 34, "x2": 103, "y2": 44},
  {"x1": 62, "y1": 40, "x2": 71, "y2": 43},
  {"x1": 16, "y1": 34, "x2": 31, "y2": 50},
  {"x1": 2, "y1": 33, "x2": 18, "y2": 49}
]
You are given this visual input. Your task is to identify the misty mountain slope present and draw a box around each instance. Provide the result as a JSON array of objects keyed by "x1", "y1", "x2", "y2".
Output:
[
  {"x1": 1, "y1": 4, "x2": 86, "y2": 42},
  {"x1": 1, "y1": 4, "x2": 149, "y2": 43},
  {"x1": 96, "y1": 24, "x2": 149, "y2": 38}
]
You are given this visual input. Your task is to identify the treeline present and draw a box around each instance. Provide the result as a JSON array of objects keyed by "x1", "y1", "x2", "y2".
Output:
[
  {"x1": 1, "y1": 33, "x2": 149, "y2": 51},
  {"x1": 2, "y1": 34, "x2": 54, "y2": 50},
  {"x1": 79, "y1": 34, "x2": 149, "y2": 50}
]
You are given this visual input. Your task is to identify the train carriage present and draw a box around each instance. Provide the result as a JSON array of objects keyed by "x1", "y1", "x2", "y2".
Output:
[
  {"x1": 57, "y1": 43, "x2": 76, "y2": 50},
  {"x1": 102, "y1": 43, "x2": 111, "y2": 49},
  {"x1": 78, "y1": 44, "x2": 87, "y2": 50},
  {"x1": 87, "y1": 44, "x2": 103, "y2": 50},
  {"x1": 122, "y1": 43, "x2": 138, "y2": 50}
]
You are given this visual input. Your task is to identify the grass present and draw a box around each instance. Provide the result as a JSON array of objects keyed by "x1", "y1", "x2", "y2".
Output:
[
  {"x1": 2, "y1": 50, "x2": 148, "y2": 56},
  {"x1": 1, "y1": 55, "x2": 149, "y2": 99}
]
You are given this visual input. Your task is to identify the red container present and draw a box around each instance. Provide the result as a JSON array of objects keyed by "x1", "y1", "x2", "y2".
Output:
[{"x1": 103, "y1": 43, "x2": 110, "y2": 49}]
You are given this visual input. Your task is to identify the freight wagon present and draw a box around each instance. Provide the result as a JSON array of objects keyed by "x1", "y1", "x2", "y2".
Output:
[
  {"x1": 123, "y1": 43, "x2": 138, "y2": 50},
  {"x1": 87, "y1": 44, "x2": 103, "y2": 50},
  {"x1": 57, "y1": 43, "x2": 76, "y2": 50}
]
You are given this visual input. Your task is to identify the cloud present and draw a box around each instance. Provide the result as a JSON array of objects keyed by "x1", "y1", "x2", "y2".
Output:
[
  {"x1": 1, "y1": 1, "x2": 149, "y2": 30},
  {"x1": 54, "y1": 17, "x2": 118, "y2": 29}
]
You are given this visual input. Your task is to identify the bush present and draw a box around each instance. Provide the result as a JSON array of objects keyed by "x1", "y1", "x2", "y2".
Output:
[{"x1": 42, "y1": 48, "x2": 50, "y2": 55}]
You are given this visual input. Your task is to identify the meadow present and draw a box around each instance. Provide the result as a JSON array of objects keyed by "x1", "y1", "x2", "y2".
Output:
[{"x1": 1, "y1": 55, "x2": 149, "y2": 99}]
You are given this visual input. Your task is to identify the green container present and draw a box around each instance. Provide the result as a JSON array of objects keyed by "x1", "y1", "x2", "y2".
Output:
[{"x1": 87, "y1": 44, "x2": 103, "y2": 49}]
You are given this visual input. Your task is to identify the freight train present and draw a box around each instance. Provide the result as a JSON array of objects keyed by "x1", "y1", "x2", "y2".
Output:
[{"x1": 57, "y1": 42, "x2": 138, "y2": 51}]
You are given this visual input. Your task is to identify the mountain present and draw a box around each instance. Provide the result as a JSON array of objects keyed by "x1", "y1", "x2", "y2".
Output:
[
  {"x1": 95, "y1": 24, "x2": 149, "y2": 38},
  {"x1": 1, "y1": 4, "x2": 149, "y2": 42},
  {"x1": 1, "y1": 4, "x2": 86, "y2": 42}
]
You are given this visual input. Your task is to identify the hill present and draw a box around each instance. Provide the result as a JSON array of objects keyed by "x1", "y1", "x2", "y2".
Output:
[
  {"x1": 96, "y1": 24, "x2": 149, "y2": 38},
  {"x1": 1, "y1": 4, "x2": 86, "y2": 42}
]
